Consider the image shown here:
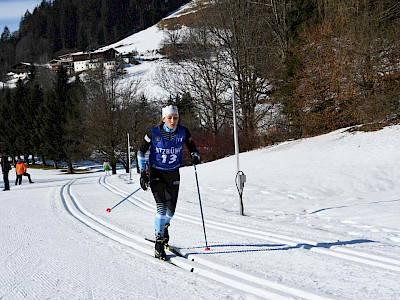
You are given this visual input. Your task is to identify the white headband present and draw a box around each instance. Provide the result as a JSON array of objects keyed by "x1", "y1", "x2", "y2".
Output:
[{"x1": 162, "y1": 105, "x2": 179, "y2": 118}]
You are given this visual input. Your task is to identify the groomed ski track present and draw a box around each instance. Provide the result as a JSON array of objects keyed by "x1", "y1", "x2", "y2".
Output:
[
  {"x1": 59, "y1": 175, "x2": 400, "y2": 299},
  {"x1": 99, "y1": 177, "x2": 400, "y2": 274},
  {"x1": 61, "y1": 177, "x2": 329, "y2": 300}
]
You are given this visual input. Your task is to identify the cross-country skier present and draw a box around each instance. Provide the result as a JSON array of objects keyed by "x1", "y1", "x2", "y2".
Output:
[
  {"x1": 103, "y1": 159, "x2": 111, "y2": 176},
  {"x1": 137, "y1": 105, "x2": 200, "y2": 260}
]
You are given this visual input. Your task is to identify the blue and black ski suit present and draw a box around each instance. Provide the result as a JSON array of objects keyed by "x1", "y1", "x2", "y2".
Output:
[{"x1": 137, "y1": 123, "x2": 199, "y2": 239}]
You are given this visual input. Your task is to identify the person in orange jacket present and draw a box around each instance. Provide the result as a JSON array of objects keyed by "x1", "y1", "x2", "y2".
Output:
[{"x1": 15, "y1": 157, "x2": 34, "y2": 185}]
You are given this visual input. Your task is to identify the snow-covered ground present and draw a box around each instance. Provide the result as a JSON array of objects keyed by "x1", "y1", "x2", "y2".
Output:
[
  {"x1": 1, "y1": 2, "x2": 400, "y2": 298},
  {"x1": 97, "y1": 0, "x2": 200, "y2": 57},
  {"x1": 122, "y1": 59, "x2": 170, "y2": 100},
  {"x1": 1, "y1": 125, "x2": 400, "y2": 299}
]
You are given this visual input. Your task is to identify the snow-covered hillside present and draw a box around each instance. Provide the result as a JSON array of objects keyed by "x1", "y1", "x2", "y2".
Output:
[
  {"x1": 98, "y1": 0, "x2": 201, "y2": 56},
  {"x1": 1, "y1": 1, "x2": 200, "y2": 97},
  {"x1": 1, "y1": 125, "x2": 400, "y2": 299},
  {"x1": 94, "y1": 0, "x2": 204, "y2": 100}
]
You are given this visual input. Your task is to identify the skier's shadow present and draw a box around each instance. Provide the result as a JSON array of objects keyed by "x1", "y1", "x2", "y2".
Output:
[{"x1": 182, "y1": 239, "x2": 375, "y2": 255}]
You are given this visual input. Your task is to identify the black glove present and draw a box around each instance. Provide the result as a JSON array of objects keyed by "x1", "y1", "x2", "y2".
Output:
[
  {"x1": 140, "y1": 171, "x2": 149, "y2": 190},
  {"x1": 191, "y1": 152, "x2": 200, "y2": 165}
]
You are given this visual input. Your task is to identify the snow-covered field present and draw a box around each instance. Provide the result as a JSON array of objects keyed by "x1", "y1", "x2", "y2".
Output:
[{"x1": 1, "y1": 125, "x2": 400, "y2": 299}]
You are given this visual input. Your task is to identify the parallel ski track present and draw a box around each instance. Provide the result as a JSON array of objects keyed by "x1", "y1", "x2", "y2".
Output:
[
  {"x1": 100, "y1": 177, "x2": 400, "y2": 274},
  {"x1": 60, "y1": 178, "x2": 332, "y2": 300}
]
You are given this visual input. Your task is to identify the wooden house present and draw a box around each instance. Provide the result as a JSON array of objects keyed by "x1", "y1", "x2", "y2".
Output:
[{"x1": 11, "y1": 62, "x2": 32, "y2": 74}]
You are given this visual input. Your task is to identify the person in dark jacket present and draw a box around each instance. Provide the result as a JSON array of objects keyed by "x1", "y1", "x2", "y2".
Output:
[
  {"x1": 137, "y1": 105, "x2": 200, "y2": 260},
  {"x1": 0, "y1": 153, "x2": 11, "y2": 191}
]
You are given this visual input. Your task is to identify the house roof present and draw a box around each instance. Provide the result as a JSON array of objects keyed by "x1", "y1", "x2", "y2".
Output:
[{"x1": 12, "y1": 62, "x2": 32, "y2": 68}]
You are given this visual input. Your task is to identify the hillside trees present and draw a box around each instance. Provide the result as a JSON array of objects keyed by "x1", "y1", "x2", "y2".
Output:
[
  {"x1": 0, "y1": 26, "x2": 17, "y2": 79},
  {"x1": 0, "y1": 74, "x2": 45, "y2": 164},
  {"x1": 163, "y1": 0, "x2": 399, "y2": 144},
  {"x1": 0, "y1": 65, "x2": 157, "y2": 172},
  {"x1": 34, "y1": 66, "x2": 86, "y2": 172},
  {"x1": 36, "y1": 66, "x2": 70, "y2": 168},
  {"x1": 83, "y1": 67, "x2": 150, "y2": 174},
  {"x1": 160, "y1": 26, "x2": 231, "y2": 137},
  {"x1": 0, "y1": 26, "x2": 11, "y2": 42},
  {"x1": 0, "y1": 66, "x2": 88, "y2": 172},
  {"x1": 171, "y1": 0, "x2": 400, "y2": 141},
  {"x1": 10, "y1": 80, "x2": 30, "y2": 159},
  {"x1": 0, "y1": 77, "x2": 46, "y2": 164},
  {"x1": 62, "y1": 75, "x2": 91, "y2": 173},
  {"x1": 0, "y1": 88, "x2": 15, "y2": 156},
  {"x1": 128, "y1": 94, "x2": 159, "y2": 172},
  {"x1": 289, "y1": 0, "x2": 400, "y2": 136},
  {"x1": 24, "y1": 80, "x2": 44, "y2": 164},
  {"x1": 161, "y1": 0, "x2": 287, "y2": 150}
]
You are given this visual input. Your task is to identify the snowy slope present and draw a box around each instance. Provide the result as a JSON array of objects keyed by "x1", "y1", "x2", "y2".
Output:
[
  {"x1": 97, "y1": 0, "x2": 201, "y2": 56},
  {"x1": 95, "y1": 0, "x2": 202, "y2": 100},
  {"x1": 98, "y1": 25, "x2": 166, "y2": 57},
  {"x1": 1, "y1": 125, "x2": 400, "y2": 299},
  {"x1": 1, "y1": 1, "x2": 197, "y2": 95}
]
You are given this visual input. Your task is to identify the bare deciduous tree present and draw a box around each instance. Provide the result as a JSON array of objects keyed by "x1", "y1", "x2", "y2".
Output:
[
  {"x1": 159, "y1": 26, "x2": 231, "y2": 136},
  {"x1": 290, "y1": 0, "x2": 400, "y2": 136},
  {"x1": 197, "y1": 0, "x2": 281, "y2": 148},
  {"x1": 84, "y1": 67, "x2": 141, "y2": 174},
  {"x1": 159, "y1": 0, "x2": 285, "y2": 148}
]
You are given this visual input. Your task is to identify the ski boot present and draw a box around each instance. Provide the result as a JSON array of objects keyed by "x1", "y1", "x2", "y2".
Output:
[
  {"x1": 154, "y1": 237, "x2": 166, "y2": 260},
  {"x1": 164, "y1": 223, "x2": 170, "y2": 246}
]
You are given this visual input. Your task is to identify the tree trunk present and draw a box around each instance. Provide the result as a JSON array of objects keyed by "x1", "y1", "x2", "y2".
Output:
[
  {"x1": 111, "y1": 162, "x2": 117, "y2": 175},
  {"x1": 67, "y1": 160, "x2": 74, "y2": 174},
  {"x1": 41, "y1": 156, "x2": 46, "y2": 167},
  {"x1": 30, "y1": 154, "x2": 36, "y2": 165}
]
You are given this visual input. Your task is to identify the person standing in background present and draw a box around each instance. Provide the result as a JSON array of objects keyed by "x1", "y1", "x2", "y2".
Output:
[
  {"x1": 15, "y1": 157, "x2": 34, "y2": 185},
  {"x1": 0, "y1": 153, "x2": 11, "y2": 191}
]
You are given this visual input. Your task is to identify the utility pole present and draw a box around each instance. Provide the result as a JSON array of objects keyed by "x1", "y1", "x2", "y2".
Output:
[
  {"x1": 231, "y1": 83, "x2": 246, "y2": 216},
  {"x1": 127, "y1": 132, "x2": 132, "y2": 180}
]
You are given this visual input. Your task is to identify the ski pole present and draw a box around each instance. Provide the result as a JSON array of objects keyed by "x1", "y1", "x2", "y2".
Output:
[
  {"x1": 193, "y1": 164, "x2": 210, "y2": 251},
  {"x1": 106, "y1": 187, "x2": 141, "y2": 213}
]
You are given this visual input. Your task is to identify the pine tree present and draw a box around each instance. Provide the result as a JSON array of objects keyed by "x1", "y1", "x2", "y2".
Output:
[
  {"x1": 35, "y1": 92, "x2": 53, "y2": 166},
  {"x1": 0, "y1": 89, "x2": 14, "y2": 154},
  {"x1": 26, "y1": 81, "x2": 44, "y2": 164},
  {"x1": 63, "y1": 74, "x2": 89, "y2": 173},
  {"x1": 36, "y1": 66, "x2": 70, "y2": 168},
  {"x1": 0, "y1": 26, "x2": 11, "y2": 42},
  {"x1": 12, "y1": 80, "x2": 30, "y2": 157}
]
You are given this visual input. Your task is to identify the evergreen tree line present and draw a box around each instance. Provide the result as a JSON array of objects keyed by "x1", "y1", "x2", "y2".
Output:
[
  {"x1": 0, "y1": 62, "x2": 232, "y2": 171},
  {"x1": 0, "y1": 66, "x2": 165, "y2": 173},
  {"x1": 0, "y1": 67, "x2": 85, "y2": 171},
  {"x1": 0, "y1": 0, "x2": 190, "y2": 79}
]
